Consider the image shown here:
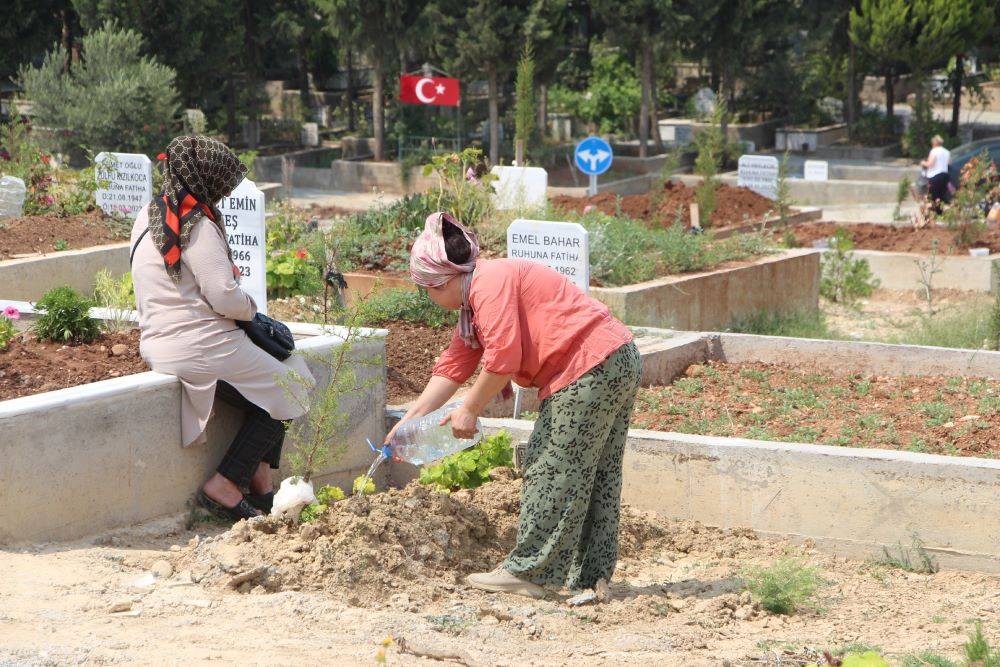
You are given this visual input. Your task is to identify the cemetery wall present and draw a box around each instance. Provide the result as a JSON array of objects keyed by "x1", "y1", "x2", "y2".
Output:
[{"x1": 0, "y1": 243, "x2": 130, "y2": 301}]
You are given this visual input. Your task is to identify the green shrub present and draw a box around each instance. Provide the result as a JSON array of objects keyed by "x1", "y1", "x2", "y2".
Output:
[
  {"x1": 267, "y1": 249, "x2": 321, "y2": 298},
  {"x1": 0, "y1": 312, "x2": 16, "y2": 350},
  {"x1": 851, "y1": 109, "x2": 900, "y2": 147},
  {"x1": 92, "y1": 269, "x2": 135, "y2": 333},
  {"x1": 419, "y1": 431, "x2": 514, "y2": 492},
  {"x1": 353, "y1": 475, "x2": 376, "y2": 495},
  {"x1": 328, "y1": 194, "x2": 435, "y2": 273},
  {"x1": 422, "y1": 148, "x2": 495, "y2": 228},
  {"x1": 901, "y1": 652, "x2": 957, "y2": 667},
  {"x1": 820, "y1": 228, "x2": 879, "y2": 304},
  {"x1": 32, "y1": 286, "x2": 101, "y2": 343},
  {"x1": 941, "y1": 151, "x2": 994, "y2": 247},
  {"x1": 354, "y1": 288, "x2": 457, "y2": 328},
  {"x1": 888, "y1": 299, "x2": 995, "y2": 350},
  {"x1": 18, "y1": 21, "x2": 179, "y2": 156},
  {"x1": 741, "y1": 556, "x2": 823, "y2": 615},
  {"x1": 692, "y1": 105, "x2": 727, "y2": 226},
  {"x1": 298, "y1": 484, "x2": 347, "y2": 523},
  {"x1": 576, "y1": 42, "x2": 641, "y2": 136},
  {"x1": 965, "y1": 621, "x2": 1000, "y2": 667},
  {"x1": 0, "y1": 120, "x2": 53, "y2": 214},
  {"x1": 873, "y1": 534, "x2": 939, "y2": 574},
  {"x1": 902, "y1": 95, "x2": 954, "y2": 159}
]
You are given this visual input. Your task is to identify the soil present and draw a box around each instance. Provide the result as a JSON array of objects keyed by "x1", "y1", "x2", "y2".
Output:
[
  {"x1": 385, "y1": 321, "x2": 456, "y2": 404},
  {"x1": 0, "y1": 211, "x2": 129, "y2": 258},
  {"x1": 0, "y1": 329, "x2": 147, "y2": 400},
  {"x1": 2, "y1": 474, "x2": 996, "y2": 665},
  {"x1": 633, "y1": 360, "x2": 1000, "y2": 458},
  {"x1": 780, "y1": 221, "x2": 1000, "y2": 255},
  {"x1": 551, "y1": 180, "x2": 776, "y2": 230}
]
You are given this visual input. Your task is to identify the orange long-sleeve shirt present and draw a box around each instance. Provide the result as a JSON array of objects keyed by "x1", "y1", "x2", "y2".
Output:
[{"x1": 431, "y1": 259, "x2": 633, "y2": 400}]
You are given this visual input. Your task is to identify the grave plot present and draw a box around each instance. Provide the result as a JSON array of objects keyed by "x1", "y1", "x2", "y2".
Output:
[
  {"x1": 551, "y1": 178, "x2": 821, "y2": 235},
  {"x1": 0, "y1": 299, "x2": 387, "y2": 545},
  {"x1": 782, "y1": 221, "x2": 1000, "y2": 292},
  {"x1": 477, "y1": 329, "x2": 1000, "y2": 573}
]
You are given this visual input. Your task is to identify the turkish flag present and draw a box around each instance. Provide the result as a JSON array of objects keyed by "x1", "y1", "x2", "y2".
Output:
[{"x1": 399, "y1": 75, "x2": 461, "y2": 107}]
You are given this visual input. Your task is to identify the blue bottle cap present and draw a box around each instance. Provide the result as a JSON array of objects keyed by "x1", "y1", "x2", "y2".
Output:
[{"x1": 367, "y1": 438, "x2": 392, "y2": 459}]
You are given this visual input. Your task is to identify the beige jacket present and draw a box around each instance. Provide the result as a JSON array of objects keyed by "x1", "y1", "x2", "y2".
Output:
[{"x1": 130, "y1": 207, "x2": 313, "y2": 447}]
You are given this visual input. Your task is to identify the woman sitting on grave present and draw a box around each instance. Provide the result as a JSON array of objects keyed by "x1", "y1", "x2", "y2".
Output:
[
  {"x1": 130, "y1": 136, "x2": 313, "y2": 522},
  {"x1": 386, "y1": 212, "x2": 641, "y2": 599}
]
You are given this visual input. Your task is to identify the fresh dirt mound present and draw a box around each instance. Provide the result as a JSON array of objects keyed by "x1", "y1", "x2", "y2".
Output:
[
  {"x1": 551, "y1": 181, "x2": 776, "y2": 230},
  {"x1": 0, "y1": 211, "x2": 127, "y2": 258},
  {"x1": 172, "y1": 470, "x2": 703, "y2": 604},
  {"x1": 0, "y1": 329, "x2": 146, "y2": 400},
  {"x1": 780, "y1": 221, "x2": 1000, "y2": 255}
]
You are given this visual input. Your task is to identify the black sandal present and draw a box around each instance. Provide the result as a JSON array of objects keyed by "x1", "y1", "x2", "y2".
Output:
[
  {"x1": 196, "y1": 489, "x2": 261, "y2": 522},
  {"x1": 246, "y1": 491, "x2": 274, "y2": 513}
]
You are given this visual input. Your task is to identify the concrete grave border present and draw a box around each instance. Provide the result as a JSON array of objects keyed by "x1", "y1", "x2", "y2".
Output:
[
  {"x1": 849, "y1": 248, "x2": 1000, "y2": 293},
  {"x1": 0, "y1": 302, "x2": 387, "y2": 545}
]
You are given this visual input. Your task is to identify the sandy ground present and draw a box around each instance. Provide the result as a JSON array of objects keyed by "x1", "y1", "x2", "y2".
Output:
[{"x1": 2, "y1": 509, "x2": 998, "y2": 666}]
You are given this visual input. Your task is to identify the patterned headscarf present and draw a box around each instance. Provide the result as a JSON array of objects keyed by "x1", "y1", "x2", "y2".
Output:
[
  {"x1": 148, "y1": 136, "x2": 248, "y2": 282},
  {"x1": 410, "y1": 212, "x2": 480, "y2": 348}
]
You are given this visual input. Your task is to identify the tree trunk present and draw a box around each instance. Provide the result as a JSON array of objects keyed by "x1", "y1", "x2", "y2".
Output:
[
  {"x1": 372, "y1": 50, "x2": 385, "y2": 161},
  {"x1": 488, "y1": 67, "x2": 500, "y2": 165},
  {"x1": 718, "y1": 70, "x2": 729, "y2": 139},
  {"x1": 243, "y1": 0, "x2": 259, "y2": 149},
  {"x1": 846, "y1": 41, "x2": 857, "y2": 139},
  {"x1": 299, "y1": 41, "x2": 311, "y2": 111},
  {"x1": 346, "y1": 49, "x2": 356, "y2": 133},
  {"x1": 884, "y1": 71, "x2": 894, "y2": 121},
  {"x1": 538, "y1": 83, "x2": 547, "y2": 139},
  {"x1": 638, "y1": 39, "x2": 653, "y2": 158},
  {"x1": 60, "y1": 8, "x2": 71, "y2": 73},
  {"x1": 950, "y1": 54, "x2": 964, "y2": 138},
  {"x1": 649, "y1": 59, "x2": 663, "y2": 154},
  {"x1": 226, "y1": 72, "x2": 238, "y2": 145}
]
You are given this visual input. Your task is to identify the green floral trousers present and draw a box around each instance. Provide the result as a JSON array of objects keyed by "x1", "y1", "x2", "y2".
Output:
[{"x1": 503, "y1": 341, "x2": 642, "y2": 590}]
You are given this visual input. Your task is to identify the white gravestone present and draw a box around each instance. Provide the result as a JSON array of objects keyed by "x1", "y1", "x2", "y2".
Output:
[
  {"x1": 737, "y1": 155, "x2": 779, "y2": 200},
  {"x1": 95, "y1": 152, "x2": 153, "y2": 217},
  {"x1": 218, "y1": 179, "x2": 267, "y2": 314},
  {"x1": 803, "y1": 159, "x2": 829, "y2": 182},
  {"x1": 506, "y1": 219, "x2": 589, "y2": 293},
  {"x1": 490, "y1": 166, "x2": 548, "y2": 211}
]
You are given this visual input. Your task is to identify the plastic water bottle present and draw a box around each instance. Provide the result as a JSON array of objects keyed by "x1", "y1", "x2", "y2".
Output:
[{"x1": 387, "y1": 403, "x2": 483, "y2": 465}]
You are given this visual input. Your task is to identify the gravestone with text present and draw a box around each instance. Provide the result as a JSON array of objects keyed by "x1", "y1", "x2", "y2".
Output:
[
  {"x1": 506, "y1": 219, "x2": 589, "y2": 293},
  {"x1": 218, "y1": 179, "x2": 267, "y2": 314},
  {"x1": 95, "y1": 152, "x2": 153, "y2": 217},
  {"x1": 737, "y1": 155, "x2": 779, "y2": 200},
  {"x1": 803, "y1": 159, "x2": 829, "y2": 182},
  {"x1": 491, "y1": 166, "x2": 548, "y2": 210}
]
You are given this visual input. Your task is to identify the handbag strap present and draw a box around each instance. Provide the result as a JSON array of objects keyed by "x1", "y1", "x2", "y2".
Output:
[{"x1": 129, "y1": 227, "x2": 149, "y2": 267}]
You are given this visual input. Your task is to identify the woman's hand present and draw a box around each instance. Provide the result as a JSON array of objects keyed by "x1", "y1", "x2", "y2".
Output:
[
  {"x1": 441, "y1": 405, "x2": 479, "y2": 439},
  {"x1": 384, "y1": 418, "x2": 405, "y2": 445}
]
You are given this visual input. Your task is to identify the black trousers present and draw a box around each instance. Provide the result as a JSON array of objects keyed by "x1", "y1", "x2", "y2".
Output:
[
  {"x1": 928, "y1": 172, "x2": 950, "y2": 213},
  {"x1": 214, "y1": 381, "x2": 287, "y2": 488}
]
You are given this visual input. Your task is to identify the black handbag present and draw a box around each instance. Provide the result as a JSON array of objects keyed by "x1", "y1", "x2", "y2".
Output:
[{"x1": 236, "y1": 313, "x2": 295, "y2": 361}]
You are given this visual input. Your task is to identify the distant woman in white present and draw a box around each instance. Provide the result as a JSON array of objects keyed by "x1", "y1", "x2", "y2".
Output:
[{"x1": 922, "y1": 135, "x2": 951, "y2": 213}]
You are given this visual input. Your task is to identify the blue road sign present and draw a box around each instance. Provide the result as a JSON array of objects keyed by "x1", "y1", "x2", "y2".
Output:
[{"x1": 574, "y1": 136, "x2": 613, "y2": 176}]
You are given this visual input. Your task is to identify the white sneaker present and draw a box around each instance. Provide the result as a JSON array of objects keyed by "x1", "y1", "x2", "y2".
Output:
[{"x1": 465, "y1": 567, "x2": 546, "y2": 599}]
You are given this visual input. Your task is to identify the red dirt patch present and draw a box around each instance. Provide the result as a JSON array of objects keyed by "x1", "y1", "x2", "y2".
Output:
[
  {"x1": 551, "y1": 180, "x2": 776, "y2": 230},
  {"x1": 385, "y1": 321, "x2": 455, "y2": 404},
  {"x1": 0, "y1": 329, "x2": 147, "y2": 400},
  {"x1": 0, "y1": 212, "x2": 128, "y2": 259},
  {"x1": 633, "y1": 360, "x2": 1000, "y2": 458},
  {"x1": 780, "y1": 221, "x2": 1000, "y2": 255}
]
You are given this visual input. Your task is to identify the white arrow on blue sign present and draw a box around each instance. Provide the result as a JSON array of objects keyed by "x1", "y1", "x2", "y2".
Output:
[{"x1": 574, "y1": 136, "x2": 613, "y2": 176}]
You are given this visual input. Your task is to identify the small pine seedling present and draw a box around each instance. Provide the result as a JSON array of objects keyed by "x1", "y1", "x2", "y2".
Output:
[{"x1": 741, "y1": 556, "x2": 824, "y2": 615}]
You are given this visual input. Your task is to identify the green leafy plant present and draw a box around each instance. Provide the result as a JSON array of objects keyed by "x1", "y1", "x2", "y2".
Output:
[
  {"x1": 0, "y1": 312, "x2": 16, "y2": 350},
  {"x1": 354, "y1": 287, "x2": 457, "y2": 328},
  {"x1": 901, "y1": 652, "x2": 957, "y2": 667},
  {"x1": 576, "y1": 41, "x2": 641, "y2": 136},
  {"x1": 419, "y1": 431, "x2": 514, "y2": 492},
  {"x1": 92, "y1": 269, "x2": 135, "y2": 333},
  {"x1": 32, "y1": 286, "x2": 101, "y2": 343},
  {"x1": 872, "y1": 533, "x2": 939, "y2": 574},
  {"x1": 267, "y1": 249, "x2": 320, "y2": 298},
  {"x1": 53, "y1": 239, "x2": 68, "y2": 251},
  {"x1": 298, "y1": 484, "x2": 346, "y2": 523},
  {"x1": 965, "y1": 621, "x2": 999, "y2": 667},
  {"x1": 237, "y1": 150, "x2": 258, "y2": 181},
  {"x1": 0, "y1": 119, "x2": 55, "y2": 215},
  {"x1": 741, "y1": 556, "x2": 824, "y2": 615},
  {"x1": 775, "y1": 152, "x2": 793, "y2": 224},
  {"x1": 820, "y1": 228, "x2": 879, "y2": 304},
  {"x1": 422, "y1": 147, "x2": 496, "y2": 228},
  {"x1": 353, "y1": 475, "x2": 376, "y2": 495}
]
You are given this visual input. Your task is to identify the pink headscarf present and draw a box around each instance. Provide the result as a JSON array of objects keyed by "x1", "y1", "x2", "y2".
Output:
[{"x1": 410, "y1": 212, "x2": 480, "y2": 348}]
